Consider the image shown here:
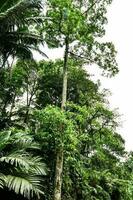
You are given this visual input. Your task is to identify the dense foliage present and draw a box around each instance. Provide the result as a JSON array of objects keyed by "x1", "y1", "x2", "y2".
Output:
[{"x1": 0, "y1": 0, "x2": 133, "y2": 200}]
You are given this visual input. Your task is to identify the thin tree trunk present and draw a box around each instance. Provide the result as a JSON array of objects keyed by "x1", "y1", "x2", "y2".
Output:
[
  {"x1": 24, "y1": 79, "x2": 36, "y2": 123},
  {"x1": 53, "y1": 37, "x2": 69, "y2": 200},
  {"x1": 61, "y1": 38, "x2": 69, "y2": 110}
]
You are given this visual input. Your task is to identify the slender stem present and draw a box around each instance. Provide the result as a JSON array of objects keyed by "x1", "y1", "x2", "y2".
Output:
[
  {"x1": 61, "y1": 36, "x2": 69, "y2": 110},
  {"x1": 54, "y1": 36, "x2": 69, "y2": 200}
]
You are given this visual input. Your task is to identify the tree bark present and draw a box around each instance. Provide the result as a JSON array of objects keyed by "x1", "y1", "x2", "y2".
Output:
[
  {"x1": 61, "y1": 37, "x2": 69, "y2": 110},
  {"x1": 53, "y1": 37, "x2": 69, "y2": 200}
]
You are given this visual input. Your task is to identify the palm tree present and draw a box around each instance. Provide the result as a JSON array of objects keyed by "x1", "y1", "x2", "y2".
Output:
[
  {"x1": 0, "y1": 128, "x2": 47, "y2": 199},
  {"x1": 0, "y1": 0, "x2": 46, "y2": 67}
]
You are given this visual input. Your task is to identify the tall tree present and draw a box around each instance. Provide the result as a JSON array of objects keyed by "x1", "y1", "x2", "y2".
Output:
[
  {"x1": 32, "y1": 60, "x2": 126, "y2": 200},
  {"x1": 44, "y1": 0, "x2": 118, "y2": 199}
]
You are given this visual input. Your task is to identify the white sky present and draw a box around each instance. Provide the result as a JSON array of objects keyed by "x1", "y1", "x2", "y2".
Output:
[
  {"x1": 98, "y1": 0, "x2": 133, "y2": 151},
  {"x1": 36, "y1": 0, "x2": 133, "y2": 151}
]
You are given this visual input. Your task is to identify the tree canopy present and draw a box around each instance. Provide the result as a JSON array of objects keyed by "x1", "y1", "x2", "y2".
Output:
[{"x1": 0, "y1": 1, "x2": 133, "y2": 200}]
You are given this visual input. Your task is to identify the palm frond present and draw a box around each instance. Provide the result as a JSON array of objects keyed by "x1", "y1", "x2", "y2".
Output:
[
  {"x1": 0, "y1": 0, "x2": 44, "y2": 63},
  {"x1": 30, "y1": 46, "x2": 49, "y2": 59},
  {"x1": 0, "y1": 129, "x2": 46, "y2": 198},
  {"x1": 0, "y1": 0, "x2": 42, "y2": 26},
  {"x1": 0, "y1": 173, "x2": 5, "y2": 189},
  {"x1": 28, "y1": 156, "x2": 47, "y2": 176},
  {"x1": 0, "y1": 37, "x2": 47, "y2": 61},
  {"x1": 0, "y1": 130, "x2": 11, "y2": 151},
  {"x1": 0, "y1": 153, "x2": 47, "y2": 175},
  {"x1": 11, "y1": 131, "x2": 41, "y2": 150},
  {"x1": 0, "y1": 153, "x2": 31, "y2": 170},
  {"x1": 4, "y1": 175, "x2": 44, "y2": 199}
]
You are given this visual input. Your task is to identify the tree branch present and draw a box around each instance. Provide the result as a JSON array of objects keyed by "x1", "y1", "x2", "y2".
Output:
[{"x1": 83, "y1": 0, "x2": 101, "y2": 16}]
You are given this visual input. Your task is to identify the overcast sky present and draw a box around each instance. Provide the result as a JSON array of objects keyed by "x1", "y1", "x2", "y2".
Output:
[{"x1": 98, "y1": 0, "x2": 133, "y2": 151}]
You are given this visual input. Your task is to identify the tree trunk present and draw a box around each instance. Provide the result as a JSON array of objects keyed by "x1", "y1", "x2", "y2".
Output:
[
  {"x1": 53, "y1": 37, "x2": 69, "y2": 200},
  {"x1": 61, "y1": 38, "x2": 69, "y2": 110}
]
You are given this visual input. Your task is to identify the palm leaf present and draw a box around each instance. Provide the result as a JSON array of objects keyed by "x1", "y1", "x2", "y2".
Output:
[
  {"x1": 4, "y1": 175, "x2": 44, "y2": 199},
  {"x1": 0, "y1": 173, "x2": 5, "y2": 189},
  {"x1": 0, "y1": 0, "x2": 42, "y2": 25},
  {"x1": 0, "y1": 129, "x2": 46, "y2": 198},
  {"x1": 0, "y1": 153, "x2": 47, "y2": 175},
  {"x1": 11, "y1": 131, "x2": 41, "y2": 150},
  {"x1": 0, "y1": 130, "x2": 11, "y2": 151},
  {"x1": 0, "y1": 0, "x2": 44, "y2": 63}
]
